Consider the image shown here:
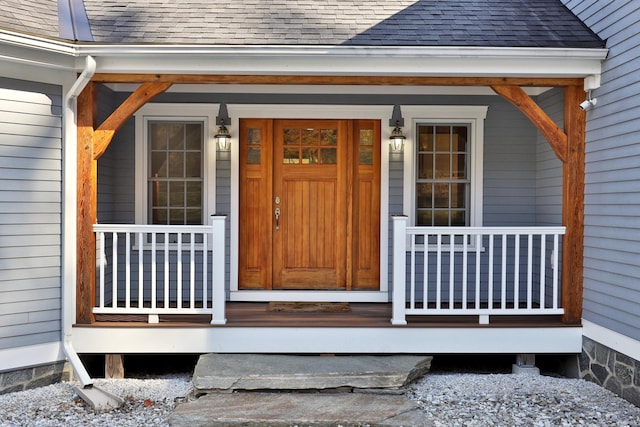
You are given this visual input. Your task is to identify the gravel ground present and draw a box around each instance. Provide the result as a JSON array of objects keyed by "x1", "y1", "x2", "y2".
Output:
[{"x1": 1, "y1": 372, "x2": 640, "y2": 426}]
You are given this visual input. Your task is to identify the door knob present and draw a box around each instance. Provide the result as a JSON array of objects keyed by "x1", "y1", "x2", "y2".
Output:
[{"x1": 275, "y1": 207, "x2": 281, "y2": 230}]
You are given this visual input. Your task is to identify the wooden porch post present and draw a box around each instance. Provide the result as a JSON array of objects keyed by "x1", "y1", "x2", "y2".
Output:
[
  {"x1": 491, "y1": 83, "x2": 586, "y2": 324},
  {"x1": 561, "y1": 85, "x2": 586, "y2": 324},
  {"x1": 76, "y1": 82, "x2": 97, "y2": 324},
  {"x1": 75, "y1": 81, "x2": 172, "y2": 324}
]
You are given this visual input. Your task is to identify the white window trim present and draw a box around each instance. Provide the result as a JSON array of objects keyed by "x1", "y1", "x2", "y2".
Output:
[
  {"x1": 402, "y1": 105, "x2": 488, "y2": 230},
  {"x1": 134, "y1": 103, "x2": 217, "y2": 231}
]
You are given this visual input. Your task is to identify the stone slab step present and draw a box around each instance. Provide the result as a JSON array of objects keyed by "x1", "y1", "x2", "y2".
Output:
[
  {"x1": 193, "y1": 354, "x2": 432, "y2": 393},
  {"x1": 169, "y1": 392, "x2": 432, "y2": 427}
]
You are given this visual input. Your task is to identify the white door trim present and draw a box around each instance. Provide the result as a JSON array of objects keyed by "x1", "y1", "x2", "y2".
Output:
[{"x1": 228, "y1": 105, "x2": 392, "y2": 301}]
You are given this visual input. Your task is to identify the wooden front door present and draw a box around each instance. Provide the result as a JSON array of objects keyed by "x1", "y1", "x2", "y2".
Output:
[{"x1": 239, "y1": 119, "x2": 380, "y2": 291}]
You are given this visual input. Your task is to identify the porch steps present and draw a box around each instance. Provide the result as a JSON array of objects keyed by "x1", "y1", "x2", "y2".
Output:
[{"x1": 169, "y1": 353, "x2": 433, "y2": 426}]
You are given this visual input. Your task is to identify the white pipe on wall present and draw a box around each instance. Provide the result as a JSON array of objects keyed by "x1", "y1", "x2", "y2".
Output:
[{"x1": 62, "y1": 55, "x2": 96, "y2": 388}]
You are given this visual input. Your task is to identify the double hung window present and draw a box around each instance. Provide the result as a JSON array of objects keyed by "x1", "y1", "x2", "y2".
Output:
[
  {"x1": 135, "y1": 104, "x2": 216, "y2": 230},
  {"x1": 416, "y1": 124, "x2": 470, "y2": 227},
  {"x1": 402, "y1": 106, "x2": 487, "y2": 230}
]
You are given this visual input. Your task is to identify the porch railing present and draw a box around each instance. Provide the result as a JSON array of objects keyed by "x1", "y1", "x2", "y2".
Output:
[
  {"x1": 92, "y1": 216, "x2": 226, "y2": 324},
  {"x1": 391, "y1": 216, "x2": 566, "y2": 325}
]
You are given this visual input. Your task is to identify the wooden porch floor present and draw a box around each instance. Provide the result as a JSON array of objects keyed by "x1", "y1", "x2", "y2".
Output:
[{"x1": 85, "y1": 303, "x2": 575, "y2": 328}]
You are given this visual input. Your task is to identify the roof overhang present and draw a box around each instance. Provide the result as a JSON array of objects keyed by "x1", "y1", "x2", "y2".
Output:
[
  {"x1": 77, "y1": 44, "x2": 607, "y2": 80},
  {"x1": 1, "y1": 29, "x2": 608, "y2": 84}
]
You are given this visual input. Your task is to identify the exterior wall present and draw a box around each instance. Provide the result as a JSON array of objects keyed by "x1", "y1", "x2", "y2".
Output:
[
  {"x1": 0, "y1": 77, "x2": 63, "y2": 350},
  {"x1": 564, "y1": 0, "x2": 640, "y2": 405},
  {"x1": 579, "y1": 336, "x2": 640, "y2": 406},
  {"x1": 535, "y1": 88, "x2": 564, "y2": 226},
  {"x1": 1, "y1": 361, "x2": 72, "y2": 395},
  {"x1": 0, "y1": 77, "x2": 65, "y2": 392}
]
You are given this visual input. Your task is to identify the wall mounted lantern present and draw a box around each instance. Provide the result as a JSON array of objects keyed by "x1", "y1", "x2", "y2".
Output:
[
  {"x1": 389, "y1": 104, "x2": 405, "y2": 153},
  {"x1": 215, "y1": 103, "x2": 231, "y2": 151}
]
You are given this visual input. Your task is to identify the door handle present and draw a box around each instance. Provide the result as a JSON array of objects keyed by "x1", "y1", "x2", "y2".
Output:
[{"x1": 275, "y1": 207, "x2": 281, "y2": 230}]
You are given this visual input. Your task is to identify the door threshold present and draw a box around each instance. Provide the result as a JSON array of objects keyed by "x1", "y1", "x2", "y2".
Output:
[{"x1": 229, "y1": 290, "x2": 389, "y2": 303}]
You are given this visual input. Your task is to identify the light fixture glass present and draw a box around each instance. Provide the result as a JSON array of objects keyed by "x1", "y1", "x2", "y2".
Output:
[
  {"x1": 389, "y1": 121, "x2": 405, "y2": 152},
  {"x1": 215, "y1": 122, "x2": 231, "y2": 151}
]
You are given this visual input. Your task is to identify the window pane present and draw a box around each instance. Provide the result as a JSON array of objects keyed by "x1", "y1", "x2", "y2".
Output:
[
  {"x1": 152, "y1": 208, "x2": 167, "y2": 224},
  {"x1": 418, "y1": 126, "x2": 434, "y2": 151},
  {"x1": 248, "y1": 147, "x2": 261, "y2": 164},
  {"x1": 322, "y1": 129, "x2": 337, "y2": 146},
  {"x1": 451, "y1": 183, "x2": 466, "y2": 208},
  {"x1": 284, "y1": 148, "x2": 299, "y2": 164},
  {"x1": 435, "y1": 126, "x2": 450, "y2": 151},
  {"x1": 248, "y1": 128, "x2": 261, "y2": 145},
  {"x1": 359, "y1": 148, "x2": 373, "y2": 165},
  {"x1": 302, "y1": 128, "x2": 319, "y2": 145},
  {"x1": 185, "y1": 123, "x2": 202, "y2": 150},
  {"x1": 185, "y1": 152, "x2": 201, "y2": 177},
  {"x1": 151, "y1": 152, "x2": 166, "y2": 177},
  {"x1": 169, "y1": 208, "x2": 184, "y2": 225},
  {"x1": 451, "y1": 210, "x2": 465, "y2": 226},
  {"x1": 302, "y1": 148, "x2": 318, "y2": 164},
  {"x1": 321, "y1": 148, "x2": 337, "y2": 164},
  {"x1": 434, "y1": 183, "x2": 449, "y2": 208},
  {"x1": 452, "y1": 126, "x2": 467, "y2": 152},
  {"x1": 186, "y1": 182, "x2": 202, "y2": 207},
  {"x1": 168, "y1": 124, "x2": 185, "y2": 150},
  {"x1": 416, "y1": 183, "x2": 432, "y2": 208},
  {"x1": 359, "y1": 129, "x2": 373, "y2": 146},
  {"x1": 284, "y1": 128, "x2": 300, "y2": 145},
  {"x1": 435, "y1": 154, "x2": 451, "y2": 179},
  {"x1": 452, "y1": 153, "x2": 466, "y2": 179},
  {"x1": 418, "y1": 154, "x2": 433, "y2": 179},
  {"x1": 169, "y1": 181, "x2": 184, "y2": 207},
  {"x1": 168, "y1": 152, "x2": 184, "y2": 177},
  {"x1": 150, "y1": 123, "x2": 168, "y2": 150},
  {"x1": 151, "y1": 181, "x2": 167, "y2": 208},
  {"x1": 433, "y1": 210, "x2": 449, "y2": 226},
  {"x1": 186, "y1": 209, "x2": 202, "y2": 225},
  {"x1": 417, "y1": 210, "x2": 432, "y2": 226}
]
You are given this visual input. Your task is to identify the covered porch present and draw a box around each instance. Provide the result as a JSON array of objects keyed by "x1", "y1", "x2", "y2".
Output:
[{"x1": 69, "y1": 50, "x2": 601, "y2": 354}]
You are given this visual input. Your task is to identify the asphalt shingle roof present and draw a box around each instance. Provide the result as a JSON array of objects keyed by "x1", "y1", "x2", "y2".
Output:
[
  {"x1": 0, "y1": 0, "x2": 605, "y2": 48},
  {"x1": 0, "y1": 0, "x2": 60, "y2": 39}
]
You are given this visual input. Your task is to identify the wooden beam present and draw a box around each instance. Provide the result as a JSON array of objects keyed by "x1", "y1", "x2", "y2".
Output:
[
  {"x1": 93, "y1": 81, "x2": 172, "y2": 160},
  {"x1": 105, "y1": 354, "x2": 125, "y2": 379},
  {"x1": 91, "y1": 73, "x2": 584, "y2": 87},
  {"x1": 491, "y1": 85, "x2": 568, "y2": 163},
  {"x1": 561, "y1": 85, "x2": 586, "y2": 324},
  {"x1": 76, "y1": 82, "x2": 97, "y2": 324}
]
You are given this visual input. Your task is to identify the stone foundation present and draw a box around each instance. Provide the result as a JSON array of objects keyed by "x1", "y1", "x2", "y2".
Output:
[
  {"x1": 579, "y1": 336, "x2": 640, "y2": 406},
  {"x1": 0, "y1": 361, "x2": 74, "y2": 395}
]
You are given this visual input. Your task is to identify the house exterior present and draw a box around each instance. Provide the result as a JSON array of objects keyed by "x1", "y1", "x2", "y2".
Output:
[
  {"x1": 562, "y1": 0, "x2": 640, "y2": 405},
  {"x1": 3, "y1": 0, "x2": 635, "y2": 403}
]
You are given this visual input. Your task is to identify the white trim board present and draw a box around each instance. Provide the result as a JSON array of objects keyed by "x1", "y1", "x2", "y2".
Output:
[
  {"x1": 582, "y1": 320, "x2": 640, "y2": 362},
  {"x1": 229, "y1": 291, "x2": 389, "y2": 303},
  {"x1": 72, "y1": 326, "x2": 582, "y2": 354},
  {"x1": 0, "y1": 342, "x2": 65, "y2": 372}
]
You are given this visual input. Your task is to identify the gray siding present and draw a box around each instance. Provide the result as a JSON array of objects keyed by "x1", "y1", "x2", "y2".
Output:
[
  {"x1": 0, "y1": 77, "x2": 62, "y2": 350},
  {"x1": 536, "y1": 88, "x2": 564, "y2": 226},
  {"x1": 564, "y1": 0, "x2": 640, "y2": 340}
]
